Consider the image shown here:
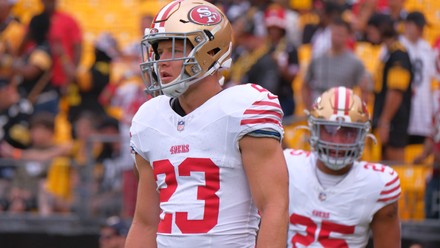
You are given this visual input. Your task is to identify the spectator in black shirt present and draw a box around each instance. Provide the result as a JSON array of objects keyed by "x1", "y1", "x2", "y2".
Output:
[
  {"x1": 0, "y1": 75, "x2": 33, "y2": 151},
  {"x1": 0, "y1": 74, "x2": 33, "y2": 208},
  {"x1": 366, "y1": 13, "x2": 413, "y2": 163}
]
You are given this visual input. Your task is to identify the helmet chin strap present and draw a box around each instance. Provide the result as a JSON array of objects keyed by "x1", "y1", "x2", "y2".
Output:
[
  {"x1": 161, "y1": 61, "x2": 222, "y2": 98},
  {"x1": 161, "y1": 74, "x2": 190, "y2": 98}
]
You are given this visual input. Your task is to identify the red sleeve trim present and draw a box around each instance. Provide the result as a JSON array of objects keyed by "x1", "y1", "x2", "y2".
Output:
[
  {"x1": 380, "y1": 184, "x2": 400, "y2": 195},
  {"x1": 252, "y1": 100, "x2": 282, "y2": 108},
  {"x1": 378, "y1": 192, "x2": 400, "y2": 202},
  {"x1": 243, "y1": 109, "x2": 282, "y2": 119},
  {"x1": 385, "y1": 175, "x2": 399, "y2": 186},
  {"x1": 240, "y1": 118, "x2": 281, "y2": 126}
]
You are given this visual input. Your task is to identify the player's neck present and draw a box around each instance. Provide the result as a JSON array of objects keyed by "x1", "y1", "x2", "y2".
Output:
[
  {"x1": 315, "y1": 165, "x2": 347, "y2": 189},
  {"x1": 178, "y1": 75, "x2": 223, "y2": 114}
]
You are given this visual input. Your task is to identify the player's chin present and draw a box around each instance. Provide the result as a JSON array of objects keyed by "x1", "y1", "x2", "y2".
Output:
[{"x1": 161, "y1": 77, "x2": 174, "y2": 84}]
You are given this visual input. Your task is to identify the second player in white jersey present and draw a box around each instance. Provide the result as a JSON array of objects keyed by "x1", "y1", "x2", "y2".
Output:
[
  {"x1": 285, "y1": 149, "x2": 400, "y2": 248},
  {"x1": 284, "y1": 87, "x2": 401, "y2": 248}
]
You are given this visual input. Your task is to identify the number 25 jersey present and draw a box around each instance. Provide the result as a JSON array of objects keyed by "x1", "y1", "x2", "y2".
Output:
[
  {"x1": 130, "y1": 84, "x2": 284, "y2": 247},
  {"x1": 284, "y1": 149, "x2": 401, "y2": 248}
]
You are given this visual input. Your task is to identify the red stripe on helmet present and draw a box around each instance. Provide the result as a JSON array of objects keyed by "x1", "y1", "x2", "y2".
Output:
[
  {"x1": 333, "y1": 87, "x2": 339, "y2": 114},
  {"x1": 154, "y1": 0, "x2": 183, "y2": 27},
  {"x1": 344, "y1": 88, "x2": 350, "y2": 115}
]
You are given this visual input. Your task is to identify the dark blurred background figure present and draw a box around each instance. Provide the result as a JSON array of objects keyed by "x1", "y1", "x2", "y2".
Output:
[
  {"x1": 400, "y1": 11, "x2": 436, "y2": 145},
  {"x1": 17, "y1": 0, "x2": 83, "y2": 115},
  {"x1": 91, "y1": 116, "x2": 123, "y2": 218},
  {"x1": 0, "y1": 74, "x2": 32, "y2": 211},
  {"x1": 0, "y1": 110, "x2": 73, "y2": 215},
  {"x1": 12, "y1": 12, "x2": 57, "y2": 115},
  {"x1": 42, "y1": 0, "x2": 82, "y2": 93},
  {"x1": 262, "y1": 3, "x2": 299, "y2": 117},
  {"x1": 302, "y1": 0, "x2": 344, "y2": 58},
  {"x1": 226, "y1": 8, "x2": 271, "y2": 86},
  {"x1": 351, "y1": 0, "x2": 377, "y2": 41},
  {"x1": 380, "y1": 0, "x2": 408, "y2": 34},
  {"x1": 366, "y1": 13, "x2": 413, "y2": 163},
  {"x1": 101, "y1": 12, "x2": 152, "y2": 220},
  {"x1": 227, "y1": 3, "x2": 299, "y2": 117},
  {"x1": 99, "y1": 215, "x2": 129, "y2": 248},
  {"x1": 0, "y1": 75, "x2": 32, "y2": 150},
  {"x1": 261, "y1": 0, "x2": 302, "y2": 47},
  {"x1": 5, "y1": 112, "x2": 56, "y2": 213},
  {"x1": 0, "y1": 0, "x2": 25, "y2": 78},
  {"x1": 68, "y1": 32, "x2": 119, "y2": 124},
  {"x1": 302, "y1": 17, "x2": 367, "y2": 109}
]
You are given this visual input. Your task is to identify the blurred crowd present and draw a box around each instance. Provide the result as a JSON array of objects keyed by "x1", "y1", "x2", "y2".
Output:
[{"x1": 0, "y1": 0, "x2": 440, "y2": 238}]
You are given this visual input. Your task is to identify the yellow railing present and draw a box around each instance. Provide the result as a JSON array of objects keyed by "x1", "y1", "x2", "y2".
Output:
[{"x1": 393, "y1": 164, "x2": 432, "y2": 221}]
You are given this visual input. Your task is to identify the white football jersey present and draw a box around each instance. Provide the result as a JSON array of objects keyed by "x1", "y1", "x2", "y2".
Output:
[
  {"x1": 284, "y1": 149, "x2": 401, "y2": 248},
  {"x1": 130, "y1": 84, "x2": 284, "y2": 248},
  {"x1": 400, "y1": 36, "x2": 436, "y2": 137}
]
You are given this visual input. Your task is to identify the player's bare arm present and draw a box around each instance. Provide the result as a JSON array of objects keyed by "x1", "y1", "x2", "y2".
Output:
[
  {"x1": 240, "y1": 135, "x2": 289, "y2": 248},
  {"x1": 378, "y1": 89, "x2": 403, "y2": 143},
  {"x1": 125, "y1": 153, "x2": 160, "y2": 248},
  {"x1": 370, "y1": 201, "x2": 401, "y2": 248}
]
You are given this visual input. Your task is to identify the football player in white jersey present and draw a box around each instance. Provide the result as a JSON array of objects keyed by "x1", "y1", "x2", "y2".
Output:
[
  {"x1": 285, "y1": 87, "x2": 401, "y2": 248},
  {"x1": 126, "y1": 1, "x2": 289, "y2": 248}
]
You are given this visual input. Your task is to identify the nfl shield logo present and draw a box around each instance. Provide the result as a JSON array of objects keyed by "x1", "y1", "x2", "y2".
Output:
[
  {"x1": 177, "y1": 120, "x2": 185, "y2": 131},
  {"x1": 318, "y1": 192, "x2": 327, "y2": 201}
]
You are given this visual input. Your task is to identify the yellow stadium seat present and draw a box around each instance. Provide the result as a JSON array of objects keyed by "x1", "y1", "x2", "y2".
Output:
[
  {"x1": 140, "y1": 0, "x2": 172, "y2": 16},
  {"x1": 294, "y1": 44, "x2": 313, "y2": 116},
  {"x1": 290, "y1": 0, "x2": 313, "y2": 11},
  {"x1": 354, "y1": 41, "x2": 381, "y2": 78},
  {"x1": 12, "y1": 0, "x2": 43, "y2": 24},
  {"x1": 404, "y1": 0, "x2": 424, "y2": 10},
  {"x1": 298, "y1": 43, "x2": 313, "y2": 65},
  {"x1": 392, "y1": 164, "x2": 432, "y2": 221},
  {"x1": 405, "y1": 144, "x2": 433, "y2": 165},
  {"x1": 45, "y1": 157, "x2": 72, "y2": 201},
  {"x1": 283, "y1": 118, "x2": 310, "y2": 150},
  {"x1": 54, "y1": 112, "x2": 72, "y2": 143}
]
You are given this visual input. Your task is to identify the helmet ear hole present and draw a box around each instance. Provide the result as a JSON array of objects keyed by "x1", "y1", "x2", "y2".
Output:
[
  {"x1": 208, "y1": 48, "x2": 220, "y2": 56},
  {"x1": 206, "y1": 48, "x2": 221, "y2": 71}
]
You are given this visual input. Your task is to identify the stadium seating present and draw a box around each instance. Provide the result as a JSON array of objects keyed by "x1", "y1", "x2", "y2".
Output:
[
  {"x1": 393, "y1": 164, "x2": 432, "y2": 220},
  {"x1": 9, "y1": 0, "x2": 440, "y2": 223}
]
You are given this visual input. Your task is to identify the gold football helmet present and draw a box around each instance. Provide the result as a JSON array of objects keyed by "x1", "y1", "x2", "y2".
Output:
[
  {"x1": 140, "y1": 0, "x2": 233, "y2": 97},
  {"x1": 308, "y1": 87, "x2": 371, "y2": 170}
]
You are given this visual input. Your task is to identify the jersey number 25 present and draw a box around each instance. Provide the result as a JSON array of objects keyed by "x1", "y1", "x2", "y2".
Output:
[{"x1": 290, "y1": 213, "x2": 355, "y2": 247}]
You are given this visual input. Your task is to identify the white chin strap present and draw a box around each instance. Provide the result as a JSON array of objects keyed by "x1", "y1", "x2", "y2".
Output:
[
  {"x1": 161, "y1": 75, "x2": 189, "y2": 98},
  {"x1": 161, "y1": 61, "x2": 222, "y2": 98}
]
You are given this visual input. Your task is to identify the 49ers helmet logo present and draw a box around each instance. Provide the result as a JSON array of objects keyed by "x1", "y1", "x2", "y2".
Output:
[{"x1": 188, "y1": 5, "x2": 222, "y2": 25}]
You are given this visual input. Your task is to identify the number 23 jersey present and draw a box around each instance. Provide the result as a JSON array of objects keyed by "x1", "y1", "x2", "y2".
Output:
[
  {"x1": 284, "y1": 149, "x2": 401, "y2": 248},
  {"x1": 130, "y1": 84, "x2": 283, "y2": 247}
]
